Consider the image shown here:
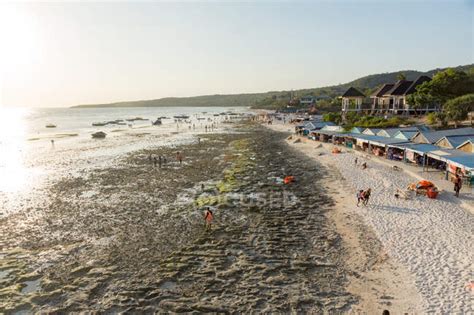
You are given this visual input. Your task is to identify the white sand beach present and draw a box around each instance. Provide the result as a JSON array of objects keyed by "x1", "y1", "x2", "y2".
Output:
[{"x1": 266, "y1": 123, "x2": 474, "y2": 314}]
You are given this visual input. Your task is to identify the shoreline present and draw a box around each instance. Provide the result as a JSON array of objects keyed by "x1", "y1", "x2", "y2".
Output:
[
  {"x1": 280, "y1": 130, "x2": 423, "y2": 313},
  {"x1": 266, "y1": 122, "x2": 473, "y2": 313}
]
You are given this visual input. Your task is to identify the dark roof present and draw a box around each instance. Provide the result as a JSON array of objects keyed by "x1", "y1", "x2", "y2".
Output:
[
  {"x1": 403, "y1": 76, "x2": 432, "y2": 95},
  {"x1": 371, "y1": 84, "x2": 395, "y2": 97},
  {"x1": 342, "y1": 87, "x2": 365, "y2": 98},
  {"x1": 383, "y1": 80, "x2": 413, "y2": 96}
]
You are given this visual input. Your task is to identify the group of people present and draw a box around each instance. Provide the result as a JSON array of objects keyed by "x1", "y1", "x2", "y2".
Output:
[
  {"x1": 354, "y1": 157, "x2": 367, "y2": 170},
  {"x1": 356, "y1": 188, "x2": 372, "y2": 207},
  {"x1": 148, "y1": 151, "x2": 184, "y2": 168}
]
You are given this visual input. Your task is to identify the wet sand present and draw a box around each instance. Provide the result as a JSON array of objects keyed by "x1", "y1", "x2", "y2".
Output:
[{"x1": 2, "y1": 121, "x2": 380, "y2": 312}]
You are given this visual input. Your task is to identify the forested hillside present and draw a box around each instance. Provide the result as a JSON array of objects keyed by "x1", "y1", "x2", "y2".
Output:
[{"x1": 72, "y1": 64, "x2": 473, "y2": 109}]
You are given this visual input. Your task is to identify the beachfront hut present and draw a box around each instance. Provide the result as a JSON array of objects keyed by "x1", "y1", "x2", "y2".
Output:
[
  {"x1": 351, "y1": 134, "x2": 409, "y2": 156},
  {"x1": 304, "y1": 121, "x2": 335, "y2": 131},
  {"x1": 377, "y1": 127, "x2": 419, "y2": 138},
  {"x1": 457, "y1": 139, "x2": 474, "y2": 153},
  {"x1": 388, "y1": 143, "x2": 439, "y2": 165},
  {"x1": 310, "y1": 125, "x2": 346, "y2": 143},
  {"x1": 320, "y1": 125, "x2": 344, "y2": 132},
  {"x1": 426, "y1": 149, "x2": 474, "y2": 184},
  {"x1": 362, "y1": 128, "x2": 382, "y2": 136},
  {"x1": 393, "y1": 130, "x2": 418, "y2": 141},
  {"x1": 349, "y1": 127, "x2": 364, "y2": 134},
  {"x1": 411, "y1": 127, "x2": 474, "y2": 144},
  {"x1": 434, "y1": 135, "x2": 474, "y2": 150}
]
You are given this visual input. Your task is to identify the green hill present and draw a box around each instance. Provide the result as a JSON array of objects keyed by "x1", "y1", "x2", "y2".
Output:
[{"x1": 71, "y1": 64, "x2": 473, "y2": 109}]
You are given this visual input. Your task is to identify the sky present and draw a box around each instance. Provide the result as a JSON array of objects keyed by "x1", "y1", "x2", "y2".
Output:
[{"x1": 0, "y1": 1, "x2": 473, "y2": 108}]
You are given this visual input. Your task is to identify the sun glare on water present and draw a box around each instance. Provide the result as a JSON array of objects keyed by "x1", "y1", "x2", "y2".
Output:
[{"x1": 0, "y1": 106, "x2": 31, "y2": 192}]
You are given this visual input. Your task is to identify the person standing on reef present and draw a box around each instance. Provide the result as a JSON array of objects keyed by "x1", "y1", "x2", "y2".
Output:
[
  {"x1": 153, "y1": 156, "x2": 158, "y2": 168},
  {"x1": 158, "y1": 155, "x2": 162, "y2": 169},
  {"x1": 356, "y1": 190, "x2": 365, "y2": 207},
  {"x1": 204, "y1": 207, "x2": 213, "y2": 230},
  {"x1": 453, "y1": 174, "x2": 462, "y2": 197},
  {"x1": 176, "y1": 151, "x2": 183, "y2": 165},
  {"x1": 363, "y1": 188, "x2": 372, "y2": 206}
]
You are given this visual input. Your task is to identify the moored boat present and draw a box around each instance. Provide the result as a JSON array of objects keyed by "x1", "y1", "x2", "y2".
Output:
[
  {"x1": 91, "y1": 131, "x2": 107, "y2": 139},
  {"x1": 173, "y1": 115, "x2": 190, "y2": 119}
]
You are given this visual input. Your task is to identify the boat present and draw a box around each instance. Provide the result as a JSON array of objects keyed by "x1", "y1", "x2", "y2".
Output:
[
  {"x1": 152, "y1": 118, "x2": 162, "y2": 125},
  {"x1": 126, "y1": 117, "x2": 148, "y2": 122},
  {"x1": 92, "y1": 122, "x2": 107, "y2": 126},
  {"x1": 91, "y1": 131, "x2": 107, "y2": 139},
  {"x1": 45, "y1": 124, "x2": 57, "y2": 128},
  {"x1": 173, "y1": 115, "x2": 190, "y2": 119}
]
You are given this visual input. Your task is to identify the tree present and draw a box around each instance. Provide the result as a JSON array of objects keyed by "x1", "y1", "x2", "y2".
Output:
[
  {"x1": 443, "y1": 93, "x2": 474, "y2": 127},
  {"x1": 397, "y1": 73, "x2": 406, "y2": 81},
  {"x1": 426, "y1": 112, "x2": 438, "y2": 125},
  {"x1": 323, "y1": 112, "x2": 342, "y2": 124},
  {"x1": 407, "y1": 68, "x2": 474, "y2": 111}
]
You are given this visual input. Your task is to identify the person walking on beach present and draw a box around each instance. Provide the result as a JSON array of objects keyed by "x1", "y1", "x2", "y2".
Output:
[
  {"x1": 356, "y1": 190, "x2": 365, "y2": 207},
  {"x1": 204, "y1": 207, "x2": 213, "y2": 230},
  {"x1": 453, "y1": 174, "x2": 462, "y2": 197},
  {"x1": 363, "y1": 188, "x2": 372, "y2": 206},
  {"x1": 354, "y1": 157, "x2": 358, "y2": 165},
  {"x1": 176, "y1": 151, "x2": 183, "y2": 165}
]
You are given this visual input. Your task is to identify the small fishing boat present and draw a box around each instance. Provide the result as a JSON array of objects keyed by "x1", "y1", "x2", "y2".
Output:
[
  {"x1": 152, "y1": 118, "x2": 162, "y2": 125},
  {"x1": 126, "y1": 117, "x2": 148, "y2": 122},
  {"x1": 92, "y1": 122, "x2": 107, "y2": 126},
  {"x1": 173, "y1": 115, "x2": 190, "y2": 119},
  {"x1": 91, "y1": 131, "x2": 107, "y2": 139},
  {"x1": 45, "y1": 124, "x2": 57, "y2": 128}
]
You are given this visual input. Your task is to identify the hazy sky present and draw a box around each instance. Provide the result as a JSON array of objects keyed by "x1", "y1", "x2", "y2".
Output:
[{"x1": 0, "y1": 1, "x2": 473, "y2": 108}]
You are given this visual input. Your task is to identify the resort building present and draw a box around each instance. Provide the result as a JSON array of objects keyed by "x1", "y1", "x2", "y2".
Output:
[
  {"x1": 370, "y1": 83, "x2": 394, "y2": 113},
  {"x1": 363, "y1": 75, "x2": 435, "y2": 115},
  {"x1": 341, "y1": 87, "x2": 367, "y2": 113}
]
